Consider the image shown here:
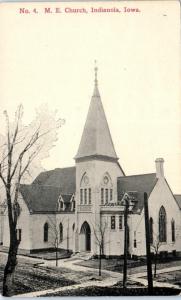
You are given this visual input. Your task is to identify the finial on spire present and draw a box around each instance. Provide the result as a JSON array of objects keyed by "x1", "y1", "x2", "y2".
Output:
[{"x1": 94, "y1": 60, "x2": 98, "y2": 86}]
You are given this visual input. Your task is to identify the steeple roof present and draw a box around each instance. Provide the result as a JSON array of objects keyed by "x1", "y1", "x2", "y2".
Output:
[{"x1": 75, "y1": 66, "x2": 118, "y2": 161}]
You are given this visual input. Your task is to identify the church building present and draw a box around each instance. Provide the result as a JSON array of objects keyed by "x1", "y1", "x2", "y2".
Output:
[{"x1": 2, "y1": 68, "x2": 181, "y2": 257}]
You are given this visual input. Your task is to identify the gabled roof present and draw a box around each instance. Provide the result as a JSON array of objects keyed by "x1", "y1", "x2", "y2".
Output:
[
  {"x1": 117, "y1": 173, "x2": 157, "y2": 213},
  {"x1": 20, "y1": 184, "x2": 61, "y2": 213},
  {"x1": 32, "y1": 167, "x2": 76, "y2": 194},
  {"x1": 174, "y1": 195, "x2": 181, "y2": 210},
  {"x1": 19, "y1": 184, "x2": 74, "y2": 213},
  {"x1": 75, "y1": 80, "x2": 118, "y2": 161},
  {"x1": 21, "y1": 167, "x2": 76, "y2": 213}
]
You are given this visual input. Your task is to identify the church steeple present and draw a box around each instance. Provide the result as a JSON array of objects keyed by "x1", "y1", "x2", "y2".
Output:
[
  {"x1": 75, "y1": 65, "x2": 118, "y2": 162},
  {"x1": 93, "y1": 60, "x2": 100, "y2": 97}
]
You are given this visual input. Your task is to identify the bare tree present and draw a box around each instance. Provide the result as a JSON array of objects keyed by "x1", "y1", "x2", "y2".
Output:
[
  {"x1": 48, "y1": 216, "x2": 66, "y2": 267},
  {"x1": 151, "y1": 235, "x2": 161, "y2": 278},
  {"x1": 92, "y1": 219, "x2": 108, "y2": 276},
  {"x1": 0, "y1": 104, "x2": 63, "y2": 296}
]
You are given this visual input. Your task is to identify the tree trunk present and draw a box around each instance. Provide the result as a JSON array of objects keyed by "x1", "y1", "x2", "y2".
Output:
[
  {"x1": 3, "y1": 190, "x2": 19, "y2": 296},
  {"x1": 154, "y1": 252, "x2": 157, "y2": 278},
  {"x1": 3, "y1": 237, "x2": 19, "y2": 296},
  {"x1": 99, "y1": 246, "x2": 102, "y2": 276},
  {"x1": 56, "y1": 247, "x2": 58, "y2": 267},
  {"x1": 102, "y1": 238, "x2": 104, "y2": 256}
]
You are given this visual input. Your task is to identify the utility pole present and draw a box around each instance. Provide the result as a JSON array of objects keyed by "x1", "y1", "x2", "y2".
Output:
[
  {"x1": 144, "y1": 192, "x2": 153, "y2": 295},
  {"x1": 123, "y1": 197, "x2": 129, "y2": 288}
]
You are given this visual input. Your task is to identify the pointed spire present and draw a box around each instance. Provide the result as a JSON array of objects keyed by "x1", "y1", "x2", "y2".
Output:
[
  {"x1": 75, "y1": 64, "x2": 118, "y2": 162},
  {"x1": 94, "y1": 60, "x2": 98, "y2": 86},
  {"x1": 93, "y1": 60, "x2": 100, "y2": 97}
]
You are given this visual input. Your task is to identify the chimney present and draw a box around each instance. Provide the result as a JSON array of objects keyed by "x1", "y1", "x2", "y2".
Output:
[{"x1": 155, "y1": 158, "x2": 164, "y2": 178}]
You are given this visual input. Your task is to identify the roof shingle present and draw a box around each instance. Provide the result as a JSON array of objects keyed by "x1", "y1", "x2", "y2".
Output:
[
  {"x1": 20, "y1": 184, "x2": 62, "y2": 213},
  {"x1": 117, "y1": 173, "x2": 157, "y2": 213},
  {"x1": 32, "y1": 167, "x2": 76, "y2": 194},
  {"x1": 20, "y1": 167, "x2": 76, "y2": 213}
]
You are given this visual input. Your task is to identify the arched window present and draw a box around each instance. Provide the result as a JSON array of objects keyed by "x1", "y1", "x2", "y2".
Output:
[
  {"x1": 171, "y1": 219, "x2": 175, "y2": 242},
  {"x1": 44, "y1": 223, "x2": 49, "y2": 242},
  {"x1": 159, "y1": 206, "x2": 167, "y2": 242},
  {"x1": 72, "y1": 223, "x2": 75, "y2": 231},
  {"x1": 59, "y1": 222, "x2": 63, "y2": 242},
  {"x1": 150, "y1": 217, "x2": 153, "y2": 244},
  {"x1": 100, "y1": 172, "x2": 113, "y2": 205},
  {"x1": 80, "y1": 173, "x2": 91, "y2": 205}
]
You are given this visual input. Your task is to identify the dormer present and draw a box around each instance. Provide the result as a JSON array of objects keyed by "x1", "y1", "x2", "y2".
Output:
[
  {"x1": 70, "y1": 194, "x2": 76, "y2": 211},
  {"x1": 57, "y1": 195, "x2": 64, "y2": 211},
  {"x1": 120, "y1": 192, "x2": 137, "y2": 211}
]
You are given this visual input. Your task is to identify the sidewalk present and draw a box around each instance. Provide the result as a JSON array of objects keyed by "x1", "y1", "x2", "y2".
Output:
[
  {"x1": 44, "y1": 257, "x2": 121, "y2": 279},
  {"x1": 129, "y1": 265, "x2": 181, "y2": 290}
]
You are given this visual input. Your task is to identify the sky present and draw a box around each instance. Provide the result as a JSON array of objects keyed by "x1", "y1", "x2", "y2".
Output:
[{"x1": 0, "y1": 1, "x2": 180, "y2": 193}]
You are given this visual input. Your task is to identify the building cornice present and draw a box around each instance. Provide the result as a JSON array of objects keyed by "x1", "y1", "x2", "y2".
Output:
[{"x1": 75, "y1": 154, "x2": 119, "y2": 163}]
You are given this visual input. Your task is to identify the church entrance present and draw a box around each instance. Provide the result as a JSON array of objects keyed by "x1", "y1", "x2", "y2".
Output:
[{"x1": 80, "y1": 221, "x2": 91, "y2": 252}]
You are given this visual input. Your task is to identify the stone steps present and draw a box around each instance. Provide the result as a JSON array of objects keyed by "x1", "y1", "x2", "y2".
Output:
[{"x1": 72, "y1": 252, "x2": 92, "y2": 261}]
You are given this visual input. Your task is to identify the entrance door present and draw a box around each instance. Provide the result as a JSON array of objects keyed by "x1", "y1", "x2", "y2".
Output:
[
  {"x1": 80, "y1": 221, "x2": 91, "y2": 252},
  {"x1": 85, "y1": 225, "x2": 91, "y2": 251}
]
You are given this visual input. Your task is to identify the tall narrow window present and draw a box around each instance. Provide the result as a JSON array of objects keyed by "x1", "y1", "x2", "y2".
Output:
[
  {"x1": 72, "y1": 199, "x2": 75, "y2": 210},
  {"x1": 84, "y1": 189, "x2": 87, "y2": 204},
  {"x1": 101, "y1": 188, "x2": 104, "y2": 205},
  {"x1": 150, "y1": 217, "x2": 153, "y2": 244},
  {"x1": 44, "y1": 223, "x2": 48, "y2": 242},
  {"x1": 80, "y1": 189, "x2": 83, "y2": 204},
  {"x1": 105, "y1": 189, "x2": 108, "y2": 203},
  {"x1": 119, "y1": 216, "x2": 123, "y2": 230},
  {"x1": 159, "y1": 206, "x2": 167, "y2": 242},
  {"x1": 134, "y1": 231, "x2": 137, "y2": 248},
  {"x1": 171, "y1": 219, "x2": 175, "y2": 242},
  {"x1": 110, "y1": 189, "x2": 113, "y2": 201},
  {"x1": 111, "y1": 216, "x2": 116, "y2": 230},
  {"x1": 88, "y1": 188, "x2": 91, "y2": 204},
  {"x1": 59, "y1": 200, "x2": 64, "y2": 210},
  {"x1": 59, "y1": 223, "x2": 63, "y2": 242}
]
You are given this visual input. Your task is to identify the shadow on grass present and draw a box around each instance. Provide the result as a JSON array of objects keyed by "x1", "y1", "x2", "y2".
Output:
[{"x1": 45, "y1": 286, "x2": 180, "y2": 296}]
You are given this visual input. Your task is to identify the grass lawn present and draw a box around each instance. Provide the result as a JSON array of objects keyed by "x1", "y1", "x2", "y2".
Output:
[
  {"x1": 76, "y1": 257, "x2": 181, "y2": 275},
  {"x1": 0, "y1": 246, "x2": 71, "y2": 260},
  {"x1": 44, "y1": 285, "x2": 180, "y2": 296},
  {"x1": 1, "y1": 251, "x2": 181, "y2": 296},
  {"x1": 75, "y1": 257, "x2": 143, "y2": 272},
  {"x1": 27, "y1": 249, "x2": 72, "y2": 260},
  {"x1": 0, "y1": 253, "x2": 106, "y2": 296},
  {"x1": 155, "y1": 270, "x2": 181, "y2": 287}
]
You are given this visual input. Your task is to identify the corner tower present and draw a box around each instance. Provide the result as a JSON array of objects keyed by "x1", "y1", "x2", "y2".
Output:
[
  {"x1": 74, "y1": 65, "x2": 124, "y2": 254},
  {"x1": 75, "y1": 65, "x2": 118, "y2": 162}
]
